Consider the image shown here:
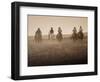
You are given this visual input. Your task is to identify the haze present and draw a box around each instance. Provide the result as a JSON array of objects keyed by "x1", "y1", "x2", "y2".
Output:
[{"x1": 27, "y1": 15, "x2": 88, "y2": 36}]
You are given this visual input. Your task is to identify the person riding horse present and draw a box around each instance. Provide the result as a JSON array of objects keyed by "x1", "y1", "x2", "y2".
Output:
[
  {"x1": 34, "y1": 28, "x2": 42, "y2": 42},
  {"x1": 78, "y1": 26, "x2": 84, "y2": 40},
  {"x1": 72, "y1": 27, "x2": 78, "y2": 41},
  {"x1": 56, "y1": 27, "x2": 63, "y2": 42},
  {"x1": 48, "y1": 27, "x2": 55, "y2": 40}
]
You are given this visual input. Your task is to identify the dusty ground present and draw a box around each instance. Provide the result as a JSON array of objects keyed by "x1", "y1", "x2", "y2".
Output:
[{"x1": 28, "y1": 36, "x2": 87, "y2": 66}]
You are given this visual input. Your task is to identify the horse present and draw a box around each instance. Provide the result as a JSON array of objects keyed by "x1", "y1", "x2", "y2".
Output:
[
  {"x1": 48, "y1": 33, "x2": 55, "y2": 40},
  {"x1": 56, "y1": 32, "x2": 63, "y2": 42},
  {"x1": 34, "y1": 32, "x2": 42, "y2": 43},
  {"x1": 71, "y1": 32, "x2": 78, "y2": 41},
  {"x1": 77, "y1": 31, "x2": 84, "y2": 40}
]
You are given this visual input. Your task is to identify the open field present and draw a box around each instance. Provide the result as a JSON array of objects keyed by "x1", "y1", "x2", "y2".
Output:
[{"x1": 28, "y1": 34, "x2": 88, "y2": 66}]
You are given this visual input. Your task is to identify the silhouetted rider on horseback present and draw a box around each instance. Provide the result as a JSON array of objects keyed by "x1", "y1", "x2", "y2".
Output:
[
  {"x1": 56, "y1": 27, "x2": 63, "y2": 42},
  {"x1": 73, "y1": 27, "x2": 77, "y2": 34},
  {"x1": 78, "y1": 26, "x2": 84, "y2": 40},
  {"x1": 48, "y1": 27, "x2": 55, "y2": 40},
  {"x1": 72, "y1": 27, "x2": 77, "y2": 41},
  {"x1": 34, "y1": 28, "x2": 42, "y2": 43}
]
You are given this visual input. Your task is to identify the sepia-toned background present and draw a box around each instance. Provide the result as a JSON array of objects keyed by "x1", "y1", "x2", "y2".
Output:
[
  {"x1": 28, "y1": 15, "x2": 88, "y2": 36},
  {"x1": 28, "y1": 15, "x2": 88, "y2": 66}
]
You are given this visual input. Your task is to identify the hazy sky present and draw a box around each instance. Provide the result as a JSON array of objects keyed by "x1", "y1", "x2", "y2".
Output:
[{"x1": 28, "y1": 15, "x2": 88, "y2": 36}]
